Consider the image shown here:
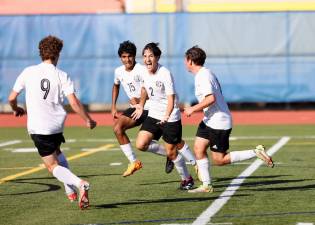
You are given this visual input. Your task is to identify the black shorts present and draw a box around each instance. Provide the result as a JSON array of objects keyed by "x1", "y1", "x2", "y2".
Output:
[
  {"x1": 196, "y1": 121, "x2": 232, "y2": 153},
  {"x1": 122, "y1": 108, "x2": 148, "y2": 126},
  {"x1": 140, "y1": 116, "x2": 182, "y2": 144},
  {"x1": 30, "y1": 133, "x2": 65, "y2": 157}
]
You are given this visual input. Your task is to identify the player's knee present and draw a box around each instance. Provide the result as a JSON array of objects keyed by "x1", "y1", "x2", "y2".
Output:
[
  {"x1": 46, "y1": 163, "x2": 58, "y2": 173},
  {"x1": 212, "y1": 158, "x2": 226, "y2": 166},
  {"x1": 113, "y1": 124, "x2": 124, "y2": 136},
  {"x1": 167, "y1": 152, "x2": 177, "y2": 160},
  {"x1": 136, "y1": 140, "x2": 148, "y2": 151}
]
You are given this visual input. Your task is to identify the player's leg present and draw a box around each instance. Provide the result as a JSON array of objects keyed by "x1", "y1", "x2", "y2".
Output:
[
  {"x1": 42, "y1": 153, "x2": 89, "y2": 209},
  {"x1": 177, "y1": 140, "x2": 196, "y2": 166},
  {"x1": 188, "y1": 137, "x2": 213, "y2": 193},
  {"x1": 162, "y1": 120, "x2": 193, "y2": 190},
  {"x1": 31, "y1": 133, "x2": 89, "y2": 209},
  {"x1": 56, "y1": 149, "x2": 77, "y2": 202},
  {"x1": 113, "y1": 108, "x2": 145, "y2": 176},
  {"x1": 208, "y1": 127, "x2": 273, "y2": 167},
  {"x1": 113, "y1": 108, "x2": 139, "y2": 163}
]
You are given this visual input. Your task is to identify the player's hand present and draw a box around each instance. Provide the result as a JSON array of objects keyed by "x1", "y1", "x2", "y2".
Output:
[
  {"x1": 86, "y1": 119, "x2": 97, "y2": 129},
  {"x1": 184, "y1": 107, "x2": 194, "y2": 117},
  {"x1": 156, "y1": 115, "x2": 169, "y2": 125},
  {"x1": 131, "y1": 105, "x2": 143, "y2": 120},
  {"x1": 13, "y1": 107, "x2": 25, "y2": 117},
  {"x1": 111, "y1": 109, "x2": 119, "y2": 119}
]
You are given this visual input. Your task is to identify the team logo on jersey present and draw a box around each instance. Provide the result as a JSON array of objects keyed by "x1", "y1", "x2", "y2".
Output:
[
  {"x1": 134, "y1": 74, "x2": 141, "y2": 82},
  {"x1": 156, "y1": 81, "x2": 163, "y2": 88}
]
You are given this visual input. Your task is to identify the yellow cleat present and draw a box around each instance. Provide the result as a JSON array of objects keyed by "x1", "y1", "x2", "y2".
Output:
[{"x1": 123, "y1": 160, "x2": 142, "y2": 177}]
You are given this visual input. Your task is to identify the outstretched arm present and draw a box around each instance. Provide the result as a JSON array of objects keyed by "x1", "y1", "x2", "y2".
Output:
[{"x1": 67, "y1": 93, "x2": 96, "y2": 129}]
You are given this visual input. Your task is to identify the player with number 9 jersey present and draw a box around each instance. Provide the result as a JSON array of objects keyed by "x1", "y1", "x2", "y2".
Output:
[{"x1": 13, "y1": 63, "x2": 74, "y2": 134}]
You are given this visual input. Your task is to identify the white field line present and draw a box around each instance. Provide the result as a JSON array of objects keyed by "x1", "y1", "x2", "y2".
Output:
[
  {"x1": 0, "y1": 140, "x2": 21, "y2": 147},
  {"x1": 192, "y1": 136, "x2": 291, "y2": 225},
  {"x1": 1, "y1": 135, "x2": 314, "y2": 145},
  {"x1": 297, "y1": 223, "x2": 314, "y2": 225}
]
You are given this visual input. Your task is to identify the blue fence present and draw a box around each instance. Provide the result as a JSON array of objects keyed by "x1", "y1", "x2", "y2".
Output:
[{"x1": 1, "y1": 12, "x2": 315, "y2": 104}]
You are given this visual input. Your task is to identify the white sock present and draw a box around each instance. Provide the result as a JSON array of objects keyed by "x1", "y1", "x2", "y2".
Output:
[
  {"x1": 120, "y1": 143, "x2": 137, "y2": 162},
  {"x1": 147, "y1": 141, "x2": 166, "y2": 156},
  {"x1": 196, "y1": 158, "x2": 211, "y2": 186},
  {"x1": 57, "y1": 153, "x2": 76, "y2": 194},
  {"x1": 178, "y1": 142, "x2": 196, "y2": 165},
  {"x1": 230, "y1": 150, "x2": 256, "y2": 163},
  {"x1": 52, "y1": 165, "x2": 81, "y2": 189},
  {"x1": 173, "y1": 154, "x2": 190, "y2": 180}
]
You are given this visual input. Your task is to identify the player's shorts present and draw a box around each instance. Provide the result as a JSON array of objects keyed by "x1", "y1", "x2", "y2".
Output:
[
  {"x1": 30, "y1": 133, "x2": 65, "y2": 157},
  {"x1": 122, "y1": 108, "x2": 148, "y2": 126},
  {"x1": 196, "y1": 121, "x2": 232, "y2": 153},
  {"x1": 140, "y1": 116, "x2": 182, "y2": 144}
]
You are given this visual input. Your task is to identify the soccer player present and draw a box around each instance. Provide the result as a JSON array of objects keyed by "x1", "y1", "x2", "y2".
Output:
[
  {"x1": 183, "y1": 46, "x2": 274, "y2": 193},
  {"x1": 132, "y1": 42, "x2": 195, "y2": 190},
  {"x1": 8, "y1": 35, "x2": 96, "y2": 209},
  {"x1": 112, "y1": 41, "x2": 190, "y2": 177}
]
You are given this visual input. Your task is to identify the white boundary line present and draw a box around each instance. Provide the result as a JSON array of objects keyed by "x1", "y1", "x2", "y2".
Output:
[
  {"x1": 0, "y1": 140, "x2": 21, "y2": 147},
  {"x1": 192, "y1": 136, "x2": 291, "y2": 225}
]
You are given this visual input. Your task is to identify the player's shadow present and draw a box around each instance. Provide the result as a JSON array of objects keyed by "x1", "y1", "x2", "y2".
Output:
[
  {"x1": 93, "y1": 193, "x2": 250, "y2": 209},
  {"x1": 213, "y1": 175, "x2": 315, "y2": 191},
  {"x1": 0, "y1": 178, "x2": 61, "y2": 196}
]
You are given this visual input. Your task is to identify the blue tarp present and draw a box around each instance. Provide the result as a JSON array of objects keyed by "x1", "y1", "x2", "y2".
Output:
[{"x1": 1, "y1": 12, "x2": 315, "y2": 104}]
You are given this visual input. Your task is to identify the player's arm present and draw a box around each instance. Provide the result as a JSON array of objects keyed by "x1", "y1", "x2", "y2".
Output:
[
  {"x1": 131, "y1": 87, "x2": 147, "y2": 120},
  {"x1": 67, "y1": 93, "x2": 96, "y2": 129},
  {"x1": 111, "y1": 84, "x2": 120, "y2": 119},
  {"x1": 184, "y1": 94, "x2": 215, "y2": 117},
  {"x1": 8, "y1": 91, "x2": 25, "y2": 117},
  {"x1": 158, "y1": 94, "x2": 174, "y2": 124}
]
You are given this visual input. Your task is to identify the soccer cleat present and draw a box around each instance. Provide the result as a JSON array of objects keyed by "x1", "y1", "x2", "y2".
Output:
[
  {"x1": 67, "y1": 192, "x2": 77, "y2": 202},
  {"x1": 123, "y1": 160, "x2": 142, "y2": 177},
  {"x1": 179, "y1": 176, "x2": 194, "y2": 190},
  {"x1": 78, "y1": 180, "x2": 90, "y2": 210},
  {"x1": 254, "y1": 145, "x2": 274, "y2": 168},
  {"x1": 188, "y1": 184, "x2": 214, "y2": 193},
  {"x1": 165, "y1": 157, "x2": 174, "y2": 174}
]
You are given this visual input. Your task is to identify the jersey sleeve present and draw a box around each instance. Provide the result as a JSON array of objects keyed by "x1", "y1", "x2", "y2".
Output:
[
  {"x1": 12, "y1": 69, "x2": 26, "y2": 93},
  {"x1": 114, "y1": 69, "x2": 120, "y2": 85},
  {"x1": 164, "y1": 71, "x2": 175, "y2": 96},
  {"x1": 198, "y1": 73, "x2": 213, "y2": 98},
  {"x1": 61, "y1": 72, "x2": 75, "y2": 96}
]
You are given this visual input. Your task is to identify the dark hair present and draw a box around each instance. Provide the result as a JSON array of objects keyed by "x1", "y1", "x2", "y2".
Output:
[
  {"x1": 38, "y1": 35, "x2": 63, "y2": 61},
  {"x1": 142, "y1": 42, "x2": 162, "y2": 57},
  {"x1": 185, "y1": 46, "x2": 206, "y2": 66},
  {"x1": 118, "y1": 41, "x2": 137, "y2": 57}
]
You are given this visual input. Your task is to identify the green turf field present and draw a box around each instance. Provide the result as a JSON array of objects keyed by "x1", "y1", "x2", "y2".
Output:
[{"x1": 0, "y1": 125, "x2": 315, "y2": 225}]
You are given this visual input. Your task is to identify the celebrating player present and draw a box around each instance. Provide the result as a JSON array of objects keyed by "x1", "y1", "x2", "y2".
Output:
[
  {"x1": 132, "y1": 43, "x2": 196, "y2": 190},
  {"x1": 184, "y1": 46, "x2": 274, "y2": 193},
  {"x1": 8, "y1": 35, "x2": 96, "y2": 209}
]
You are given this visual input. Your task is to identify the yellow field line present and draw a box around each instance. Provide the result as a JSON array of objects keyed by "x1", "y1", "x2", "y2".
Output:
[{"x1": 0, "y1": 144, "x2": 115, "y2": 185}]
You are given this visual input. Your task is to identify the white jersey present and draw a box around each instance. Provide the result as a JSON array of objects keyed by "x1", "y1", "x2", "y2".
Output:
[
  {"x1": 114, "y1": 63, "x2": 150, "y2": 109},
  {"x1": 141, "y1": 64, "x2": 180, "y2": 122},
  {"x1": 13, "y1": 62, "x2": 75, "y2": 135},
  {"x1": 195, "y1": 67, "x2": 232, "y2": 130}
]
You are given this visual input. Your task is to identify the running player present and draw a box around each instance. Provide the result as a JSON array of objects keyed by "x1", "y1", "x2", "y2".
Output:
[
  {"x1": 184, "y1": 46, "x2": 274, "y2": 193},
  {"x1": 8, "y1": 35, "x2": 96, "y2": 209}
]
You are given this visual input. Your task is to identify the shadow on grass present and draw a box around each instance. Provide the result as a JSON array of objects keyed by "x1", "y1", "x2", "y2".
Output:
[
  {"x1": 212, "y1": 175, "x2": 315, "y2": 191},
  {"x1": 93, "y1": 194, "x2": 250, "y2": 209}
]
